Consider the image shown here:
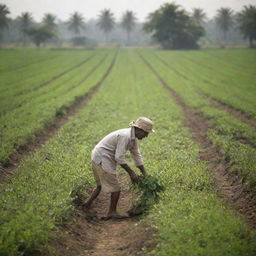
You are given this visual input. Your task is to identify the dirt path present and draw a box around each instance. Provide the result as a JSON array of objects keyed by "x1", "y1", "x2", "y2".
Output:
[
  {"x1": 139, "y1": 53, "x2": 256, "y2": 229},
  {"x1": 44, "y1": 174, "x2": 156, "y2": 256},
  {"x1": 0, "y1": 52, "x2": 117, "y2": 181}
]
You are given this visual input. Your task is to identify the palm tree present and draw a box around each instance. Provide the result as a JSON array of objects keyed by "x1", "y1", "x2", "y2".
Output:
[
  {"x1": 121, "y1": 10, "x2": 136, "y2": 45},
  {"x1": 0, "y1": 4, "x2": 9, "y2": 29},
  {"x1": 192, "y1": 8, "x2": 207, "y2": 25},
  {"x1": 237, "y1": 5, "x2": 256, "y2": 48},
  {"x1": 0, "y1": 4, "x2": 10, "y2": 42},
  {"x1": 215, "y1": 8, "x2": 234, "y2": 41},
  {"x1": 42, "y1": 13, "x2": 57, "y2": 32},
  {"x1": 17, "y1": 12, "x2": 33, "y2": 45},
  {"x1": 68, "y1": 12, "x2": 85, "y2": 35},
  {"x1": 97, "y1": 9, "x2": 115, "y2": 43}
]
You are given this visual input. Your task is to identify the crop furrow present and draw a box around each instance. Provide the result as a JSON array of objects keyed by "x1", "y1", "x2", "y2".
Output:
[
  {"x1": 13, "y1": 54, "x2": 95, "y2": 97},
  {"x1": 152, "y1": 52, "x2": 256, "y2": 148},
  {"x1": 178, "y1": 53, "x2": 255, "y2": 79},
  {"x1": 0, "y1": 54, "x2": 109, "y2": 116},
  {"x1": 153, "y1": 52, "x2": 189, "y2": 80},
  {"x1": 203, "y1": 51, "x2": 256, "y2": 71},
  {"x1": 201, "y1": 93, "x2": 256, "y2": 129},
  {"x1": 155, "y1": 51, "x2": 256, "y2": 97},
  {"x1": 64, "y1": 53, "x2": 109, "y2": 94},
  {"x1": 153, "y1": 52, "x2": 231, "y2": 93},
  {"x1": 139, "y1": 53, "x2": 256, "y2": 229},
  {"x1": 0, "y1": 54, "x2": 87, "y2": 94},
  {"x1": 0, "y1": 51, "x2": 118, "y2": 180},
  {"x1": 0, "y1": 55, "x2": 58, "y2": 74}
]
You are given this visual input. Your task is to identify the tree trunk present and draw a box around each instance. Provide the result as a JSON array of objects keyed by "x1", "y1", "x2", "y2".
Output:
[
  {"x1": 22, "y1": 34, "x2": 27, "y2": 46},
  {"x1": 249, "y1": 37, "x2": 254, "y2": 48},
  {"x1": 105, "y1": 32, "x2": 108, "y2": 44},
  {"x1": 223, "y1": 30, "x2": 226, "y2": 42},
  {"x1": 0, "y1": 33, "x2": 3, "y2": 45},
  {"x1": 35, "y1": 41, "x2": 40, "y2": 48},
  {"x1": 126, "y1": 31, "x2": 130, "y2": 45}
]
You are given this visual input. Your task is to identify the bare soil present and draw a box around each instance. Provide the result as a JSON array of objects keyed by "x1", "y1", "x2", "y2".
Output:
[
  {"x1": 0, "y1": 52, "x2": 117, "y2": 182},
  {"x1": 140, "y1": 53, "x2": 256, "y2": 229},
  {"x1": 38, "y1": 174, "x2": 156, "y2": 256}
]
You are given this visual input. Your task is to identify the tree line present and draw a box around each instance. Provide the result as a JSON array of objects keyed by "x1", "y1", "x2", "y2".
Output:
[
  {"x1": 0, "y1": 7, "x2": 138, "y2": 47},
  {"x1": 0, "y1": 2, "x2": 255, "y2": 49}
]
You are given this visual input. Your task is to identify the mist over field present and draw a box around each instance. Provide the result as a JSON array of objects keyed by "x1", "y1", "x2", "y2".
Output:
[
  {"x1": 2, "y1": 0, "x2": 255, "y2": 21},
  {"x1": 1, "y1": 0, "x2": 256, "y2": 48}
]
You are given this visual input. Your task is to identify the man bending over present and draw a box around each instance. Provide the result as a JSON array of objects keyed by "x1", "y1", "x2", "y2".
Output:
[{"x1": 83, "y1": 117, "x2": 154, "y2": 220}]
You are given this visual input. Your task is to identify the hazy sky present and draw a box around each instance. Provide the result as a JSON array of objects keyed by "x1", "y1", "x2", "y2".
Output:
[{"x1": 2, "y1": 0, "x2": 256, "y2": 22}]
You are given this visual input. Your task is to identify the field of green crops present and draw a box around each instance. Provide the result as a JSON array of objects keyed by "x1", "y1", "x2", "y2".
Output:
[{"x1": 0, "y1": 48, "x2": 256, "y2": 256}]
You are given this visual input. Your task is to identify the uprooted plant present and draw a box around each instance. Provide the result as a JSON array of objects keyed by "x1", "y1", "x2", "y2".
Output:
[{"x1": 128, "y1": 174, "x2": 164, "y2": 216}]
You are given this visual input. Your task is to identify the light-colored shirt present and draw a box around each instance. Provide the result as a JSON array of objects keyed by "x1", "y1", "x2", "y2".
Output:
[{"x1": 91, "y1": 127, "x2": 143, "y2": 173}]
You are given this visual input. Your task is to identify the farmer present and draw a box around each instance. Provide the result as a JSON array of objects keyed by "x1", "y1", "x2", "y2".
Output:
[{"x1": 83, "y1": 117, "x2": 154, "y2": 219}]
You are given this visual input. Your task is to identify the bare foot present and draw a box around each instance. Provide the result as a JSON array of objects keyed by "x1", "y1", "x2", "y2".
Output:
[
  {"x1": 82, "y1": 202, "x2": 91, "y2": 210},
  {"x1": 101, "y1": 213, "x2": 128, "y2": 220}
]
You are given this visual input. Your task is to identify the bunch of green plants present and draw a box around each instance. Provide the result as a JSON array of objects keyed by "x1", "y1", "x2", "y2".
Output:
[{"x1": 128, "y1": 174, "x2": 164, "y2": 216}]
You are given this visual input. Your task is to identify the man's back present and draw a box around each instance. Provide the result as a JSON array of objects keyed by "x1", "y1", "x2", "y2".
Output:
[
  {"x1": 95, "y1": 128, "x2": 132, "y2": 152},
  {"x1": 91, "y1": 127, "x2": 143, "y2": 173}
]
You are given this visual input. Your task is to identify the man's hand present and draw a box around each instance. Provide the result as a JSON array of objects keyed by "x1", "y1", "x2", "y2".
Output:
[
  {"x1": 129, "y1": 171, "x2": 139, "y2": 184},
  {"x1": 120, "y1": 164, "x2": 139, "y2": 184},
  {"x1": 137, "y1": 165, "x2": 147, "y2": 176}
]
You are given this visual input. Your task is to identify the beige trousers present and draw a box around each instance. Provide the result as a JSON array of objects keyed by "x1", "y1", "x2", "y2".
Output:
[{"x1": 92, "y1": 161, "x2": 121, "y2": 193}]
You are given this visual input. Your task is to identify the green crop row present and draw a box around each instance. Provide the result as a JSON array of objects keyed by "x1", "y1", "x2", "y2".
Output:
[
  {"x1": 154, "y1": 49, "x2": 256, "y2": 118},
  {"x1": 204, "y1": 49, "x2": 256, "y2": 72},
  {"x1": 0, "y1": 49, "x2": 255, "y2": 256},
  {"x1": 0, "y1": 52, "x2": 105, "y2": 115},
  {"x1": 0, "y1": 49, "x2": 58, "y2": 73},
  {"x1": 179, "y1": 50, "x2": 256, "y2": 83},
  {"x1": 140, "y1": 50, "x2": 256, "y2": 144},
  {"x1": 167, "y1": 49, "x2": 256, "y2": 89},
  {"x1": 0, "y1": 51, "x2": 114, "y2": 165},
  {"x1": 0, "y1": 50, "x2": 93, "y2": 97},
  {"x1": 140, "y1": 50, "x2": 256, "y2": 187}
]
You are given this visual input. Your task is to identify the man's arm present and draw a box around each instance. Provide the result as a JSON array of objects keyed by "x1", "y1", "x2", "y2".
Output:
[
  {"x1": 130, "y1": 140, "x2": 144, "y2": 167},
  {"x1": 120, "y1": 164, "x2": 138, "y2": 184},
  {"x1": 115, "y1": 135, "x2": 138, "y2": 184},
  {"x1": 129, "y1": 140, "x2": 147, "y2": 176}
]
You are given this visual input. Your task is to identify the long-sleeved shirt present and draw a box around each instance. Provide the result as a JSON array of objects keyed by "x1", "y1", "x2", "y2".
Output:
[{"x1": 91, "y1": 127, "x2": 143, "y2": 173}]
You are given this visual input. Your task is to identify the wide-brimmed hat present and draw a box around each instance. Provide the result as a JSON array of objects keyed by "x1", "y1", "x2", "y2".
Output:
[{"x1": 129, "y1": 117, "x2": 155, "y2": 133}]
